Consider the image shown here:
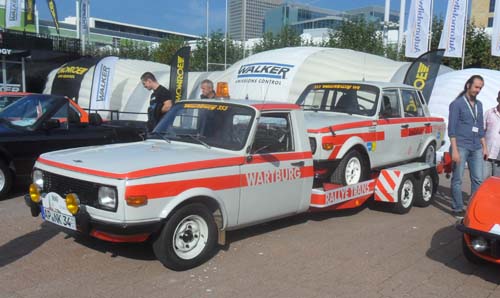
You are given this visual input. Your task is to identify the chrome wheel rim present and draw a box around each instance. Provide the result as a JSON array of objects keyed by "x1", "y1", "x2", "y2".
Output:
[
  {"x1": 425, "y1": 145, "x2": 436, "y2": 165},
  {"x1": 0, "y1": 168, "x2": 5, "y2": 191},
  {"x1": 401, "y1": 179, "x2": 414, "y2": 208},
  {"x1": 173, "y1": 215, "x2": 208, "y2": 260},
  {"x1": 345, "y1": 157, "x2": 361, "y2": 185}
]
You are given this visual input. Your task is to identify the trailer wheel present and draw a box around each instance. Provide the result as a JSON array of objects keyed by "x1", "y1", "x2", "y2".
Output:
[
  {"x1": 331, "y1": 150, "x2": 368, "y2": 185},
  {"x1": 419, "y1": 143, "x2": 436, "y2": 165},
  {"x1": 0, "y1": 160, "x2": 13, "y2": 200},
  {"x1": 153, "y1": 203, "x2": 217, "y2": 271},
  {"x1": 392, "y1": 175, "x2": 415, "y2": 214},
  {"x1": 414, "y1": 171, "x2": 434, "y2": 207},
  {"x1": 462, "y1": 235, "x2": 486, "y2": 264}
]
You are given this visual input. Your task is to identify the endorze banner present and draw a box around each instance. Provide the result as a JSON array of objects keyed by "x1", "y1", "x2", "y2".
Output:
[
  {"x1": 51, "y1": 57, "x2": 99, "y2": 102},
  {"x1": 405, "y1": 0, "x2": 432, "y2": 58}
]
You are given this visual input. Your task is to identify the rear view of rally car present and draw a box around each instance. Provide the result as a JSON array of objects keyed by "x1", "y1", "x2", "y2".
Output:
[{"x1": 457, "y1": 176, "x2": 500, "y2": 265}]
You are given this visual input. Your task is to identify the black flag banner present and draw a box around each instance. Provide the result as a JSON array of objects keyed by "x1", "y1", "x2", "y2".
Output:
[
  {"x1": 51, "y1": 57, "x2": 99, "y2": 102},
  {"x1": 25, "y1": 0, "x2": 35, "y2": 25},
  {"x1": 403, "y1": 49, "x2": 444, "y2": 103},
  {"x1": 46, "y1": 0, "x2": 60, "y2": 33},
  {"x1": 169, "y1": 46, "x2": 190, "y2": 102}
]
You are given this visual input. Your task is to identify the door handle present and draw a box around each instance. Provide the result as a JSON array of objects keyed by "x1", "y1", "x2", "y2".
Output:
[
  {"x1": 291, "y1": 161, "x2": 304, "y2": 167},
  {"x1": 424, "y1": 123, "x2": 431, "y2": 126},
  {"x1": 401, "y1": 124, "x2": 409, "y2": 129}
]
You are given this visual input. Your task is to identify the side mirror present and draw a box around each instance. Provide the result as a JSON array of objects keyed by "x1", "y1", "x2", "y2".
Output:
[{"x1": 42, "y1": 118, "x2": 61, "y2": 130}]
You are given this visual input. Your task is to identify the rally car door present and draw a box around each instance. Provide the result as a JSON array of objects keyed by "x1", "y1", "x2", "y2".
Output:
[
  {"x1": 238, "y1": 112, "x2": 305, "y2": 225},
  {"x1": 400, "y1": 88, "x2": 427, "y2": 157}
]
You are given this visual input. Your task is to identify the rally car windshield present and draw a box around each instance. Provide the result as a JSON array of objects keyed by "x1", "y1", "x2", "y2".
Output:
[
  {"x1": 0, "y1": 94, "x2": 66, "y2": 129},
  {"x1": 152, "y1": 102, "x2": 256, "y2": 151},
  {"x1": 296, "y1": 83, "x2": 380, "y2": 117}
]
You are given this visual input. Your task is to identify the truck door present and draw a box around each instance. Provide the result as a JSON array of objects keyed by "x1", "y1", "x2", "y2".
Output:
[{"x1": 238, "y1": 111, "x2": 308, "y2": 225}]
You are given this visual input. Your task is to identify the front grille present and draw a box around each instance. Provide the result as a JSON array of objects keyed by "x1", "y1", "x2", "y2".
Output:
[
  {"x1": 491, "y1": 239, "x2": 500, "y2": 258},
  {"x1": 42, "y1": 171, "x2": 100, "y2": 208}
]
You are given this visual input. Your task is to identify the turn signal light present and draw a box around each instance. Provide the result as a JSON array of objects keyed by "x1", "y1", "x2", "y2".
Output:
[
  {"x1": 29, "y1": 184, "x2": 40, "y2": 203},
  {"x1": 126, "y1": 196, "x2": 148, "y2": 207},
  {"x1": 322, "y1": 143, "x2": 334, "y2": 150},
  {"x1": 216, "y1": 82, "x2": 229, "y2": 98},
  {"x1": 65, "y1": 193, "x2": 80, "y2": 215}
]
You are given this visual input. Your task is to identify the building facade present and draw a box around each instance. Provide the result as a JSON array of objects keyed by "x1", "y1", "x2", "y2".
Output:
[
  {"x1": 229, "y1": 0, "x2": 283, "y2": 40},
  {"x1": 471, "y1": 0, "x2": 495, "y2": 27}
]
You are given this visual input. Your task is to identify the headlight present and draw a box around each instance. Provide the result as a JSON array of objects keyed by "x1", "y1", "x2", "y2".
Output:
[
  {"x1": 33, "y1": 169, "x2": 44, "y2": 190},
  {"x1": 98, "y1": 186, "x2": 117, "y2": 210}
]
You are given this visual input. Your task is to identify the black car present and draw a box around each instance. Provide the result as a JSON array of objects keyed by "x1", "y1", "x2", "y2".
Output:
[{"x1": 0, "y1": 94, "x2": 145, "y2": 198}]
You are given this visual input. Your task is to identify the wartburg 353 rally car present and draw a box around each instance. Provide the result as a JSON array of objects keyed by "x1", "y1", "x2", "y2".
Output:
[
  {"x1": 457, "y1": 176, "x2": 500, "y2": 265},
  {"x1": 296, "y1": 81, "x2": 446, "y2": 186}
]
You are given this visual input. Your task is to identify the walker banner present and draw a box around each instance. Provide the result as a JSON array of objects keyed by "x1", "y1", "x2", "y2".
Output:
[
  {"x1": 492, "y1": 0, "x2": 500, "y2": 56},
  {"x1": 169, "y1": 46, "x2": 190, "y2": 102},
  {"x1": 405, "y1": 0, "x2": 432, "y2": 58},
  {"x1": 51, "y1": 57, "x2": 99, "y2": 102},
  {"x1": 438, "y1": 0, "x2": 468, "y2": 58},
  {"x1": 46, "y1": 0, "x2": 60, "y2": 34},
  {"x1": 25, "y1": 0, "x2": 36, "y2": 25},
  {"x1": 403, "y1": 49, "x2": 444, "y2": 103},
  {"x1": 5, "y1": 0, "x2": 22, "y2": 28},
  {"x1": 89, "y1": 56, "x2": 118, "y2": 111}
]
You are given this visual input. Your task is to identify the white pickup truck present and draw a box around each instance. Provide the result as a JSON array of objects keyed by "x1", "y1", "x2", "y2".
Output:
[{"x1": 26, "y1": 99, "x2": 444, "y2": 271}]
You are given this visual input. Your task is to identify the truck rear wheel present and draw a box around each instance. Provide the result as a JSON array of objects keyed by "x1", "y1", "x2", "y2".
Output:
[
  {"x1": 331, "y1": 150, "x2": 368, "y2": 185},
  {"x1": 0, "y1": 161, "x2": 13, "y2": 200},
  {"x1": 414, "y1": 171, "x2": 434, "y2": 207},
  {"x1": 392, "y1": 175, "x2": 415, "y2": 214},
  {"x1": 153, "y1": 203, "x2": 217, "y2": 271}
]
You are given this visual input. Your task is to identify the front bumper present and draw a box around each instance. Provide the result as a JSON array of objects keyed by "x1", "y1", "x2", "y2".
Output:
[
  {"x1": 25, "y1": 194, "x2": 163, "y2": 243},
  {"x1": 456, "y1": 220, "x2": 500, "y2": 262}
]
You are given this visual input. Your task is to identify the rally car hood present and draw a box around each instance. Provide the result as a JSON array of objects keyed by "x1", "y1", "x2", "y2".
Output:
[
  {"x1": 38, "y1": 140, "x2": 243, "y2": 179},
  {"x1": 303, "y1": 111, "x2": 371, "y2": 131},
  {"x1": 467, "y1": 177, "x2": 500, "y2": 228}
]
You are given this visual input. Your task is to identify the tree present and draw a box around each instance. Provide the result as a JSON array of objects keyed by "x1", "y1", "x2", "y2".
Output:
[
  {"x1": 190, "y1": 31, "x2": 244, "y2": 71},
  {"x1": 326, "y1": 18, "x2": 384, "y2": 56},
  {"x1": 252, "y1": 26, "x2": 302, "y2": 54},
  {"x1": 117, "y1": 39, "x2": 152, "y2": 60},
  {"x1": 151, "y1": 36, "x2": 187, "y2": 65}
]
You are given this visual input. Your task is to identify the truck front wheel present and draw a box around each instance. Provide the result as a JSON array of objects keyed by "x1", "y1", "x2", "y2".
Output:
[
  {"x1": 0, "y1": 161, "x2": 13, "y2": 200},
  {"x1": 153, "y1": 203, "x2": 217, "y2": 271}
]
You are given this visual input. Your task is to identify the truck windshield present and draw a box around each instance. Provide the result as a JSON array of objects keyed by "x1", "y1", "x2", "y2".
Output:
[
  {"x1": 0, "y1": 94, "x2": 65, "y2": 128},
  {"x1": 296, "y1": 83, "x2": 380, "y2": 116},
  {"x1": 152, "y1": 102, "x2": 256, "y2": 151}
]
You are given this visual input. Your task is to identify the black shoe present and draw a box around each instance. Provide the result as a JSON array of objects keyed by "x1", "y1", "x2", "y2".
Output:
[{"x1": 453, "y1": 210, "x2": 465, "y2": 218}]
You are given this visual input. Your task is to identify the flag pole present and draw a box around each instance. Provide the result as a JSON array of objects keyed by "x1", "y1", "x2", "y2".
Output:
[
  {"x1": 461, "y1": 0, "x2": 469, "y2": 70},
  {"x1": 428, "y1": 0, "x2": 434, "y2": 51}
]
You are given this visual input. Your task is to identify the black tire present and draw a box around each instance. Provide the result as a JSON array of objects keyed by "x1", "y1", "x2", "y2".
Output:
[
  {"x1": 462, "y1": 235, "x2": 486, "y2": 265},
  {"x1": 153, "y1": 203, "x2": 217, "y2": 271},
  {"x1": 331, "y1": 150, "x2": 368, "y2": 185},
  {"x1": 414, "y1": 171, "x2": 435, "y2": 207},
  {"x1": 0, "y1": 160, "x2": 13, "y2": 200},
  {"x1": 419, "y1": 143, "x2": 436, "y2": 165},
  {"x1": 392, "y1": 175, "x2": 415, "y2": 214}
]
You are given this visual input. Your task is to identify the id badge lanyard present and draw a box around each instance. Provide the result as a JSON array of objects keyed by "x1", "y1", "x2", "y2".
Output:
[{"x1": 463, "y1": 96, "x2": 477, "y2": 123}]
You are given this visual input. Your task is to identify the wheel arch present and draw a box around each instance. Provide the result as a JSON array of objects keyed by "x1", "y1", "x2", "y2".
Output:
[
  {"x1": 418, "y1": 138, "x2": 437, "y2": 158},
  {"x1": 336, "y1": 137, "x2": 371, "y2": 169}
]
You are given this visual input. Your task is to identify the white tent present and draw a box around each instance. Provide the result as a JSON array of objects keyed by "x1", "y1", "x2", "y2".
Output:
[
  {"x1": 428, "y1": 68, "x2": 500, "y2": 152},
  {"x1": 193, "y1": 47, "x2": 411, "y2": 102}
]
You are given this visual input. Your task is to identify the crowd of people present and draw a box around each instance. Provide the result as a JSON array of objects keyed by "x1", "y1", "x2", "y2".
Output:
[{"x1": 448, "y1": 75, "x2": 500, "y2": 218}]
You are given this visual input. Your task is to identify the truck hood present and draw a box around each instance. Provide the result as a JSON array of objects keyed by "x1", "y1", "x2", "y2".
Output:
[
  {"x1": 303, "y1": 111, "x2": 371, "y2": 131},
  {"x1": 38, "y1": 140, "x2": 244, "y2": 179}
]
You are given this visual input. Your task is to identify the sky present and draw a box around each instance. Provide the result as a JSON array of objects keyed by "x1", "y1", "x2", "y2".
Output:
[{"x1": 36, "y1": 0, "x2": 449, "y2": 36}]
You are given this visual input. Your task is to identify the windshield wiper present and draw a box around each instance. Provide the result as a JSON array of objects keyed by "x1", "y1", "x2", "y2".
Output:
[
  {"x1": 176, "y1": 134, "x2": 211, "y2": 149},
  {"x1": 147, "y1": 131, "x2": 171, "y2": 143}
]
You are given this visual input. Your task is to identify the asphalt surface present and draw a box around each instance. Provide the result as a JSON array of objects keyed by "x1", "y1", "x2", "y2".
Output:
[{"x1": 1, "y1": 173, "x2": 499, "y2": 298}]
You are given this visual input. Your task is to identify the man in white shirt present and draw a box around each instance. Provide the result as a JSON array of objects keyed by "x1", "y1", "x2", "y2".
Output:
[{"x1": 484, "y1": 91, "x2": 500, "y2": 178}]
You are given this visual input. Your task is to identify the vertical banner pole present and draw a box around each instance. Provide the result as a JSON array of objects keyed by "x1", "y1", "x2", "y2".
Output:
[{"x1": 461, "y1": 0, "x2": 469, "y2": 70}]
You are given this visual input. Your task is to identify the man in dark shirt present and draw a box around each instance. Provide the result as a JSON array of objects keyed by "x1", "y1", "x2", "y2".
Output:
[
  {"x1": 448, "y1": 75, "x2": 488, "y2": 218},
  {"x1": 141, "y1": 72, "x2": 172, "y2": 131}
]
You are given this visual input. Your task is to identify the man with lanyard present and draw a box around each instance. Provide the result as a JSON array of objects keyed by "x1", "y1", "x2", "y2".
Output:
[
  {"x1": 484, "y1": 91, "x2": 500, "y2": 178},
  {"x1": 448, "y1": 75, "x2": 488, "y2": 218},
  {"x1": 141, "y1": 72, "x2": 173, "y2": 131}
]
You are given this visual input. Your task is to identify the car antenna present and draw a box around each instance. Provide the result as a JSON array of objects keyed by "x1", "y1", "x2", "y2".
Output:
[{"x1": 362, "y1": 53, "x2": 366, "y2": 82}]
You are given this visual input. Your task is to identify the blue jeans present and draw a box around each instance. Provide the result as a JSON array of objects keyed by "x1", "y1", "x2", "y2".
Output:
[
  {"x1": 451, "y1": 147, "x2": 484, "y2": 211},
  {"x1": 484, "y1": 159, "x2": 500, "y2": 179}
]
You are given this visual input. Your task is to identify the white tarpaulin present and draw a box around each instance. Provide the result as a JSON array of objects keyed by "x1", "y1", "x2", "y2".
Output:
[
  {"x1": 195, "y1": 47, "x2": 411, "y2": 102},
  {"x1": 429, "y1": 68, "x2": 500, "y2": 152}
]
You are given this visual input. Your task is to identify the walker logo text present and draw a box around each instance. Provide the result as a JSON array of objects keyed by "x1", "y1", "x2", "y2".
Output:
[
  {"x1": 245, "y1": 167, "x2": 301, "y2": 186},
  {"x1": 97, "y1": 65, "x2": 111, "y2": 102},
  {"x1": 237, "y1": 63, "x2": 294, "y2": 80}
]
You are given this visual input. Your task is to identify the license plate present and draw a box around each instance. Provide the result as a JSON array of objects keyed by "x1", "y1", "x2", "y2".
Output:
[{"x1": 41, "y1": 192, "x2": 77, "y2": 231}]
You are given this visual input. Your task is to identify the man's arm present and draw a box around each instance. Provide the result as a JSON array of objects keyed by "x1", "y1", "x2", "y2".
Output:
[
  {"x1": 161, "y1": 99, "x2": 173, "y2": 113},
  {"x1": 448, "y1": 101, "x2": 460, "y2": 163}
]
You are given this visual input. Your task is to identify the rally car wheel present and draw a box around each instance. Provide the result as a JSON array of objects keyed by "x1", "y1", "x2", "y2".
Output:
[
  {"x1": 414, "y1": 172, "x2": 434, "y2": 207},
  {"x1": 462, "y1": 235, "x2": 487, "y2": 265},
  {"x1": 153, "y1": 203, "x2": 217, "y2": 271},
  {"x1": 331, "y1": 150, "x2": 368, "y2": 185},
  {"x1": 419, "y1": 143, "x2": 436, "y2": 165},
  {"x1": 392, "y1": 175, "x2": 415, "y2": 214},
  {"x1": 0, "y1": 161, "x2": 13, "y2": 200}
]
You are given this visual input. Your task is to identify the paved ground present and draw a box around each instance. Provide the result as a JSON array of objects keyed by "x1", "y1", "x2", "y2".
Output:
[{"x1": 1, "y1": 173, "x2": 499, "y2": 298}]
